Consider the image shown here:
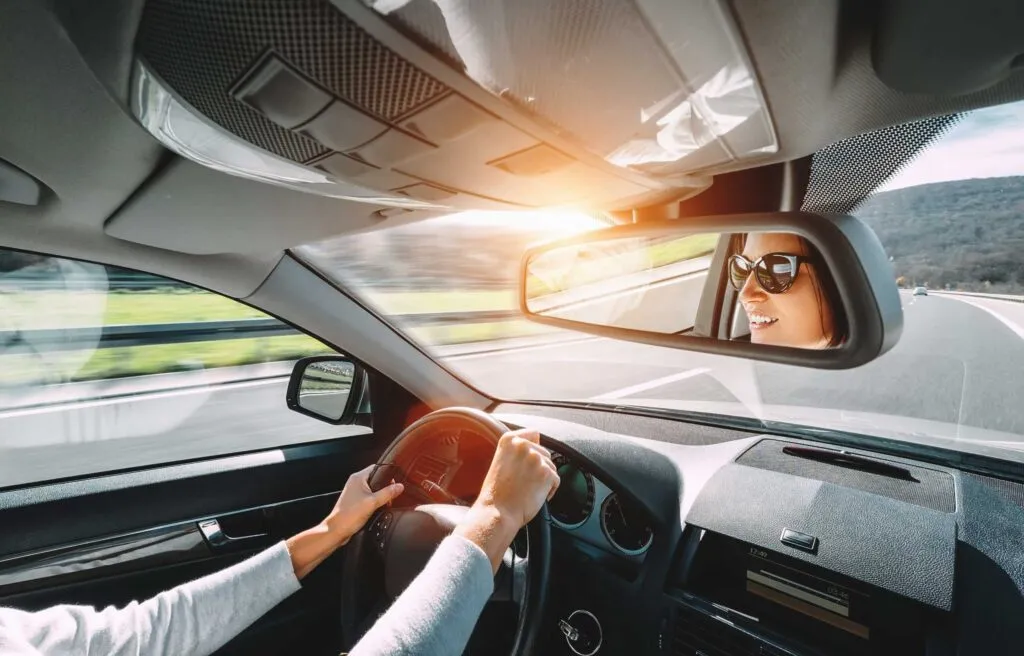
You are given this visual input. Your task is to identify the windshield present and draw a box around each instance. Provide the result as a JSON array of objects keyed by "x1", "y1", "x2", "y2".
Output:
[{"x1": 299, "y1": 100, "x2": 1024, "y2": 463}]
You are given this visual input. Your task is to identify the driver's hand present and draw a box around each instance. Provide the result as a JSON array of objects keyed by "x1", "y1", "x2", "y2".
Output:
[
  {"x1": 455, "y1": 429, "x2": 560, "y2": 572},
  {"x1": 479, "y1": 429, "x2": 560, "y2": 528},
  {"x1": 325, "y1": 465, "x2": 404, "y2": 547}
]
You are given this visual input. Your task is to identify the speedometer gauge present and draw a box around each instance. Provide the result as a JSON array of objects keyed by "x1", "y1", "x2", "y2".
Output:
[
  {"x1": 600, "y1": 493, "x2": 653, "y2": 555},
  {"x1": 549, "y1": 452, "x2": 595, "y2": 529}
]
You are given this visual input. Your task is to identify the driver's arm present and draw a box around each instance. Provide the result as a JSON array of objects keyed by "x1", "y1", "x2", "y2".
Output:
[
  {"x1": 0, "y1": 467, "x2": 403, "y2": 656},
  {"x1": 350, "y1": 429, "x2": 559, "y2": 656}
]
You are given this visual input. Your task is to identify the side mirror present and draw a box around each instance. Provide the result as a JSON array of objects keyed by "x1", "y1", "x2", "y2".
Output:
[
  {"x1": 520, "y1": 212, "x2": 902, "y2": 369},
  {"x1": 286, "y1": 356, "x2": 365, "y2": 424}
]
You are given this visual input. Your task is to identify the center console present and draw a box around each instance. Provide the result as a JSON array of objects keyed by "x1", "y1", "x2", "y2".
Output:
[
  {"x1": 659, "y1": 530, "x2": 940, "y2": 655},
  {"x1": 660, "y1": 453, "x2": 958, "y2": 656}
]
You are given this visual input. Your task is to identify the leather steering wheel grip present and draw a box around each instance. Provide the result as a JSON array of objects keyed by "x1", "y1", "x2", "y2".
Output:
[
  {"x1": 371, "y1": 408, "x2": 512, "y2": 475},
  {"x1": 342, "y1": 407, "x2": 551, "y2": 655}
]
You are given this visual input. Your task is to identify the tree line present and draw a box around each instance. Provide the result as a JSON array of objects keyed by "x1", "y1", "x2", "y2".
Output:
[{"x1": 856, "y1": 176, "x2": 1024, "y2": 292}]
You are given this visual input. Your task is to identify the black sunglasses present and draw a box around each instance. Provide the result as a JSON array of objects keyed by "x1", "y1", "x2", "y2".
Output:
[{"x1": 728, "y1": 253, "x2": 811, "y2": 294}]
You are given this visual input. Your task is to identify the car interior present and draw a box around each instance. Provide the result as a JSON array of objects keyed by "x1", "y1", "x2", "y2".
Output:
[{"x1": 2, "y1": 1, "x2": 1024, "y2": 655}]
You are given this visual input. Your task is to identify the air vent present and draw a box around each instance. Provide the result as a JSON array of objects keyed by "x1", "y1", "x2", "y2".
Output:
[
  {"x1": 737, "y1": 440, "x2": 956, "y2": 513},
  {"x1": 671, "y1": 604, "x2": 785, "y2": 656}
]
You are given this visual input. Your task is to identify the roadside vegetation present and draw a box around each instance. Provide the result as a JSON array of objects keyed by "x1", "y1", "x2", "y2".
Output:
[
  {"x1": 0, "y1": 287, "x2": 537, "y2": 386},
  {"x1": 858, "y1": 176, "x2": 1024, "y2": 292},
  {"x1": 525, "y1": 232, "x2": 718, "y2": 298}
]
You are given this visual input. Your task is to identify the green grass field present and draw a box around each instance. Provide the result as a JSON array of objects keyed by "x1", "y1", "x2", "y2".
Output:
[
  {"x1": 0, "y1": 288, "x2": 534, "y2": 385},
  {"x1": 2, "y1": 235, "x2": 720, "y2": 386},
  {"x1": 4, "y1": 288, "x2": 513, "y2": 330}
]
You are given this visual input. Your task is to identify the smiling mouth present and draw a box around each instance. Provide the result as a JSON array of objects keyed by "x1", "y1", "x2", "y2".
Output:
[{"x1": 748, "y1": 313, "x2": 778, "y2": 329}]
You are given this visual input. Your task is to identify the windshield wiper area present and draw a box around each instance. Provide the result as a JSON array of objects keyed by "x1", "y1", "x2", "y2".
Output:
[{"x1": 781, "y1": 445, "x2": 918, "y2": 481}]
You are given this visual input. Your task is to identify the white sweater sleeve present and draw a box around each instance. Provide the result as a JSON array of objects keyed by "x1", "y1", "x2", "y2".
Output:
[
  {"x1": 0, "y1": 535, "x2": 496, "y2": 656},
  {"x1": 0, "y1": 541, "x2": 301, "y2": 656},
  {"x1": 349, "y1": 534, "x2": 495, "y2": 656}
]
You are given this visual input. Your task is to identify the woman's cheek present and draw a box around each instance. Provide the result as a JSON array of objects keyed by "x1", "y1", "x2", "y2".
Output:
[{"x1": 787, "y1": 280, "x2": 824, "y2": 345}]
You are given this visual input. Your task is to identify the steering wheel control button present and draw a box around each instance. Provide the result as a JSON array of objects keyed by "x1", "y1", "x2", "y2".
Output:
[
  {"x1": 559, "y1": 610, "x2": 602, "y2": 656},
  {"x1": 370, "y1": 511, "x2": 395, "y2": 553},
  {"x1": 232, "y1": 54, "x2": 331, "y2": 130},
  {"x1": 780, "y1": 528, "x2": 818, "y2": 554}
]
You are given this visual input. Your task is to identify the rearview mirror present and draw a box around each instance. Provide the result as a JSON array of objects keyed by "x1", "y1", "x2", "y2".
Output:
[
  {"x1": 520, "y1": 213, "x2": 902, "y2": 368},
  {"x1": 286, "y1": 356, "x2": 365, "y2": 424}
]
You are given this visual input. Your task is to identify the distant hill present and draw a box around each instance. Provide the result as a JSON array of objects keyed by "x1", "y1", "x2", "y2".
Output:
[{"x1": 856, "y1": 176, "x2": 1024, "y2": 292}]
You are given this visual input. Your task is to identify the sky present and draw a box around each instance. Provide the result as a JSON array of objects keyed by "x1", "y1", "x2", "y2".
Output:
[{"x1": 879, "y1": 99, "x2": 1024, "y2": 191}]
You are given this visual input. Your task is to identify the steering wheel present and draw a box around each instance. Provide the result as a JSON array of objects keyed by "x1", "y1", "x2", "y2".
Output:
[{"x1": 339, "y1": 407, "x2": 551, "y2": 655}]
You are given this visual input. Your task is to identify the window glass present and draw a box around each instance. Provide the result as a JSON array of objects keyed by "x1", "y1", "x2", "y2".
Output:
[
  {"x1": 0, "y1": 250, "x2": 368, "y2": 488},
  {"x1": 300, "y1": 100, "x2": 1024, "y2": 465}
]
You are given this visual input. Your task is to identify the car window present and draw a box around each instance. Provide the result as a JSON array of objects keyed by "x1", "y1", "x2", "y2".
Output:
[
  {"x1": 0, "y1": 249, "x2": 369, "y2": 489},
  {"x1": 299, "y1": 99, "x2": 1024, "y2": 466}
]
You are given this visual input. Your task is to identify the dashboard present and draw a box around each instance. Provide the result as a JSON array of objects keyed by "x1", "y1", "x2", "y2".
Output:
[
  {"x1": 549, "y1": 451, "x2": 655, "y2": 558},
  {"x1": 490, "y1": 402, "x2": 1024, "y2": 656},
  {"x1": 392, "y1": 426, "x2": 658, "y2": 560}
]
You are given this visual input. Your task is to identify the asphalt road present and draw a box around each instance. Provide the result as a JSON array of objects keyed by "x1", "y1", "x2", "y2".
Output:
[
  {"x1": 3, "y1": 292, "x2": 1024, "y2": 487},
  {"x1": 453, "y1": 292, "x2": 1024, "y2": 441},
  {"x1": 0, "y1": 380, "x2": 366, "y2": 487}
]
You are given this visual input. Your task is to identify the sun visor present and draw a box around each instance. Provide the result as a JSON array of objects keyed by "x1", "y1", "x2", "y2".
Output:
[
  {"x1": 383, "y1": 0, "x2": 778, "y2": 174},
  {"x1": 132, "y1": 0, "x2": 776, "y2": 212}
]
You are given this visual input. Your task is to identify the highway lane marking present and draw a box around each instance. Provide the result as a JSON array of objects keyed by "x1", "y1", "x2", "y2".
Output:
[
  {"x1": 594, "y1": 367, "x2": 711, "y2": 400},
  {"x1": 0, "y1": 378, "x2": 285, "y2": 419},
  {"x1": 942, "y1": 296, "x2": 1024, "y2": 341},
  {"x1": 445, "y1": 336, "x2": 599, "y2": 361}
]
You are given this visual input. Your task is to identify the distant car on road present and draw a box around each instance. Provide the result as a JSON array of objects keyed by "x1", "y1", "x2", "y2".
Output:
[{"x1": 913, "y1": 286, "x2": 928, "y2": 296}]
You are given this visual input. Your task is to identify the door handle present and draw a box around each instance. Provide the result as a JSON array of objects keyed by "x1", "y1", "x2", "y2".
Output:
[{"x1": 198, "y1": 519, "x2": 269, "y2": 552}]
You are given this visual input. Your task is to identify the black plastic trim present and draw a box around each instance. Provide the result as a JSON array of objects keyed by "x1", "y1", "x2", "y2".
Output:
[
  {"x1": 507, "y1": 399, "x2": 1024, "y2": 483},
  {"x1": 0, "y1": 522, "x2": 208, "y2": 596},
  {"x1": 0, "y1": 438, "x2": 377, "y2": 559}
]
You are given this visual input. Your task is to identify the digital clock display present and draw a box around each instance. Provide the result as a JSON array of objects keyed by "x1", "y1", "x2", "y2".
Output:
[{"x1": 745, "y1": 548, "x2": 871, "y2": 639}]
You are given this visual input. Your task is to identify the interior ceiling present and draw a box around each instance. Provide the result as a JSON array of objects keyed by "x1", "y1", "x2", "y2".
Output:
[{"x1": 0, "y1": 0, "x2": 1022, "y2": 298}]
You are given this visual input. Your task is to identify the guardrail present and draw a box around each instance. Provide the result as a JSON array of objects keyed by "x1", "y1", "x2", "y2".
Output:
[
  {"x1": 2, "y1": 310, "x2": 521, "y2": 352},
  {"x1": 930, "y1": 290, "x2": 1024, "y2": 303}
]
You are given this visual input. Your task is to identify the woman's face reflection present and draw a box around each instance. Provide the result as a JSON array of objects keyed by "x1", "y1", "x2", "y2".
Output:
[{"x1": 738, "y1": 233, "x2": 836, "y2": 349}]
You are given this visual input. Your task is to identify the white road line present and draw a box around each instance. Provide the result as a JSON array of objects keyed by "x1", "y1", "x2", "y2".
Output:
[
  {"x1": 445, "y1": 336, "x2": 598, "y2": 361},
  {"x1": 0, "y1": 378, "x2": 284, "y2": 419},
  {"x1": 594, "y1": 367, "x2": 711, "y2": 400},
  {"x1": 943, "y1": 296, "x2": 1024, "y2": 341}
]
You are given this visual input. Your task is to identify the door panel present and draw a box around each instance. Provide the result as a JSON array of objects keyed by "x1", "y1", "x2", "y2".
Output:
[
  {"x1": 0, "y1": 522, "x2": 209, "y2": 595},
  {"x1": 0, "y1": 436, "x2": 379, "y2": 654}
]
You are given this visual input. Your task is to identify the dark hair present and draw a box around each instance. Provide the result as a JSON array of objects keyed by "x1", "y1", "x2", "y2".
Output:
[{"x1": 728, "y1": 233, "x2": 848, "y2": 347}]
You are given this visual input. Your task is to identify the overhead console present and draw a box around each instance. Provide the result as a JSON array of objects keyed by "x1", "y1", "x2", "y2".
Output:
[
  {"x1": 127, "y1": 0, "x2": 783, "y2": 214},
  {"x1": 660, "y1": 439, "x2": 956, "y2": 655}
]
